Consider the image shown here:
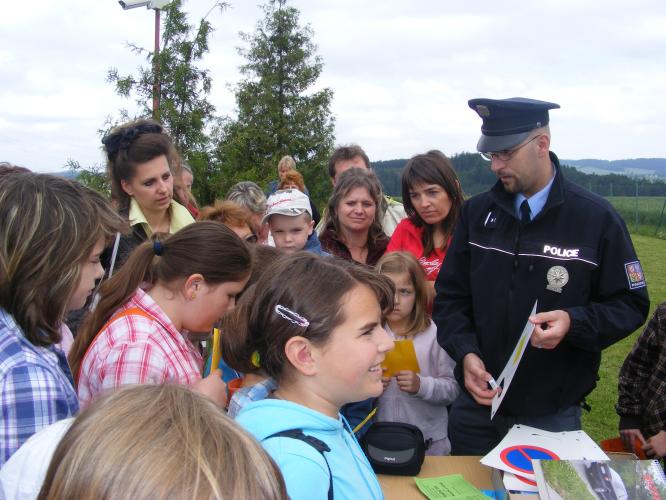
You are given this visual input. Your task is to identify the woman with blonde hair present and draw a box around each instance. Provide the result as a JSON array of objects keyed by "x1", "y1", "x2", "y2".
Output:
[
  {"x1": 14, "y1": 384, "x2": 287, "y2": 500},
  {"x1": 267, "y1": 155, "x2": 297, "y2": 195},
  {"x1": 319, "y1": 168, "x2": 389, "y2": 266}
]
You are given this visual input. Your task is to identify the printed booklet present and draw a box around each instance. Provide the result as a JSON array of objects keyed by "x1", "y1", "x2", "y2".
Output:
[{"x1": 533, "y1": 458, "x2": 666, "y2": 500}]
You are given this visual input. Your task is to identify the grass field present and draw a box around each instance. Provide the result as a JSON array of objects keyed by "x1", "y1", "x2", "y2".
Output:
[
  {"x1": 581, "y1": 233, "x2": 666, "y2": 442},
  {"x1": 607, "y1": 196, "x2": 666, "y2": 239}
]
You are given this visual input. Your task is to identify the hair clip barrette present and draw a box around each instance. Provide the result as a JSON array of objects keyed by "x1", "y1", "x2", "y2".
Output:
[{"x1": 274, "y1": 305, "x2": 309, "y2": 328}]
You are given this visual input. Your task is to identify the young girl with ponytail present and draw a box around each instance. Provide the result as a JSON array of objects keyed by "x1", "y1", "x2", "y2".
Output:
[{"x1": 69, "y1": 221, "x2": 251, "y2": 407}]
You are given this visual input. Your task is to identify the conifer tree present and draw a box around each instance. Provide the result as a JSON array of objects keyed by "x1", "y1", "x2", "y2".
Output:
[
  {"x1": 215, "y1": 0, "x2": 335, "y2": 203},
  {"x1": 105, "y1": 0, "x2": 225, "y2": 203}
]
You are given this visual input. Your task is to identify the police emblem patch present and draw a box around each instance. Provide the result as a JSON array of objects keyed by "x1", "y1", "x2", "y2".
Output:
[
  {"x1": 624, "y1": 261, "x2": 646, "y2": 289},
  {"x1": 546, "y1": 265, "x2": 569, "y2": 293}
]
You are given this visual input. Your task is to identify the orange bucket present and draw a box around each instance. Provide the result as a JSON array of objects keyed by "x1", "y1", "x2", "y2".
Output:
[{"x1": 226, "y1": 377, "x2": 244, "y2": 407}]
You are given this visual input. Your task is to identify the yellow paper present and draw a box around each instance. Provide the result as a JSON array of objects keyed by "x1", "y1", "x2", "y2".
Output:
[
  {"x1": 210, "y1": 328, "x2": 221, "y2": 373},
  {"x1": 382, "y1": 339, "x2": 420, "y2": 378}
]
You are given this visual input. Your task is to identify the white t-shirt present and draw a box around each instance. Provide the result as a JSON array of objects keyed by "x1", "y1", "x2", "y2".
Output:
[{"x1": 0, "y1": 418, "x2": 73, "y2": 499}]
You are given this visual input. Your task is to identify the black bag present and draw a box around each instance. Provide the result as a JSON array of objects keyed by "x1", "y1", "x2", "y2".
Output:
[{"x1": 360, "y1": 422, "x2": 426, "y2": 476}]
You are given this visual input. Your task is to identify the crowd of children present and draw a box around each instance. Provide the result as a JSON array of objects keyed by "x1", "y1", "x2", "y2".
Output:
[{"x1": 0, "y1": 116, "x2": 661, "y2": 499}]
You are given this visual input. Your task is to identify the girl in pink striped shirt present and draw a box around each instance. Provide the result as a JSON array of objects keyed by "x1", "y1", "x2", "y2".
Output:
[{"x1": 70, "y1": 221, "x2": 251, "y2": 407}]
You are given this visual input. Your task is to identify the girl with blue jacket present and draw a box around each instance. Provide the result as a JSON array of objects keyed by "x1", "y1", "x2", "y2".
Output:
[{"x1": 234, "y1": 253, "x2": 395, "y2": 499}]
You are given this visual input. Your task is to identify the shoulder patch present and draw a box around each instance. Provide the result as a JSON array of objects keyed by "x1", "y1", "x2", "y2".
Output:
[{"x1": 624, "y1": 261, "x2": 646, "y2": 289}]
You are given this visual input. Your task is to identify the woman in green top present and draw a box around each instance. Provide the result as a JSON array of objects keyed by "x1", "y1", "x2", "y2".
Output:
[{"x1": 101, "y1": 119, "x2": 195, "y2": 273}]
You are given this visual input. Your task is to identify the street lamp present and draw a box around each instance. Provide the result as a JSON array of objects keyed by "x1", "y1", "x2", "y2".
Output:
[{"x1": 118, "y1": 0, "x2": 172, "y2": 121}]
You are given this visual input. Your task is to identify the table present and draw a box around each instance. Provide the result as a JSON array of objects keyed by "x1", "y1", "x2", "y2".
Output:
[{"x1": 378, "y1": 456, "x2": 495, "y2": 499}]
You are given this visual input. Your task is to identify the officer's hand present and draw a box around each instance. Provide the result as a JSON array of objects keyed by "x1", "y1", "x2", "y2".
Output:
[
  {"x1": 396, "y1": 370, "x2": 420, "y2": 394},
  {"x1": 191, "y1": 369, "x2": 227, "y2": 407},
  {"x1": 643, "y1": 430, "x2": 666, "y2": 458},
  {"x1": 529, "y1": 310, "x2": 571, "y2": 349},
  {"x1": 462, "y1": 353, "x2": 499, "y2": 406},
  {"x1": 620, "y1": 428, "x2": 646, "y2": 454}
]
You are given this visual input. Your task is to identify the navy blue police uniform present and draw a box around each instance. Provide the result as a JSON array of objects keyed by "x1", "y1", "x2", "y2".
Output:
[{"x1": 434, "y1": 98, "x2": 650, "y2": 454}]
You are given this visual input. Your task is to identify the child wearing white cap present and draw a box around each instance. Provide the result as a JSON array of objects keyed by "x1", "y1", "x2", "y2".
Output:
[{"x1": 263, "y1": 189, "x2": 329, "y2": 256}]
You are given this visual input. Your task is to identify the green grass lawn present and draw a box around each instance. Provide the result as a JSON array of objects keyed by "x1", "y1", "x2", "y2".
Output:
[
  {"x1": 606, "y1": 196, "x2": 666, "y2": 239},
  {"x1": 581, "y1": 233, "x2": 666, "y2": 442}
]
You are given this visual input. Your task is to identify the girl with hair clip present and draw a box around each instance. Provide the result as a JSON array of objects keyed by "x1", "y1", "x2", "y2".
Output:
[
  {"x1": 387, "y1": 150, "x2": 464, "y2": 302},
  {"x1": 235, "y1": 253, "x2": 395, "y2": 500},
  {"x1": 0, "y1": 171, "x2": 126, "y2": 465},
  {"x1": 101, "y1": 119, "x2": 195, "y2": 272},
  {"x1": 69, "y1": 221, "x2": 251, "y2": 407},
  {"x1": 2, "y1": 384, "x2": 287, "y2": 500},
  {"x1": 375, "y1": 252, "x2": 460, "y2": 456}
]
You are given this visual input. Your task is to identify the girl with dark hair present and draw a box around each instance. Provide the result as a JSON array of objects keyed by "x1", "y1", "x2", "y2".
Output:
[
  {"x1": 102, "y1": 119, "x2": 195, "y2": 271},
  {"x1": 0, "y1": 171, "x2": 125, "y2": 465},
  {"x1": 69, "y1": 222, "x2": 251, "y2": 407},
  {"x1": 387, "y1": 150, "x2": 464, "y2": 297},
  {"x1": 233, "y1": 253, "x2": 394, "y2": 499},
  {"x1": 319, "y1": 168, "x2": 389, "y2": 265}
]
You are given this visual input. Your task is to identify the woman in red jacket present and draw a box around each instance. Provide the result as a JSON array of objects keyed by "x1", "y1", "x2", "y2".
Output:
[{"x1": 387, "y1": 150, "x2": 464, "y2": 302}]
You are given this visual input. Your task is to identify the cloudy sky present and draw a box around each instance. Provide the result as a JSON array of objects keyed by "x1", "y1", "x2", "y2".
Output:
[{"x1": 2, "y1": 0, "x2": 666, "y2": 172}]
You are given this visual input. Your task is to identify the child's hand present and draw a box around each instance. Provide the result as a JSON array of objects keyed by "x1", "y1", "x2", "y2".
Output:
[
  {"x1": 396, "y1": 370, "x2": 420, "y2": 394},
  {"x1": 192, "y1": 369, "x2": 227, "y2": 407},
  {"x1": 643, "y1": 430, "x2": 666, "y2": 458},
  {"x1": 620, "y1": 428, "x2": 646, "y2": 453},
  {"x1": 381, "y1": 375, "x2": 391, "y2": 390}
]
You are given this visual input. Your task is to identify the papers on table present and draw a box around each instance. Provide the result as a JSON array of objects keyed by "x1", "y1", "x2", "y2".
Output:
[
  {"x1": 414, "y1": 474, "x2": 488, "y2": 499},
  {"x1": 481, "y1": 424, "x2": 608, "y2": 484}
]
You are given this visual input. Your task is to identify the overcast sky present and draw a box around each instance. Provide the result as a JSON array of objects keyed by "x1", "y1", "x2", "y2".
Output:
[{"x1": 2, "y1": 0, "x2": 666, "y2": 172}]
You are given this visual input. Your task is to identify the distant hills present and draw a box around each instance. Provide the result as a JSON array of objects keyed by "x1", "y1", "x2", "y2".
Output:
[
  {"x1": 373, "y1": 154, "x2": 666, "y2": 198},
  {"x1": 561, "y1": 158, "x2": 666, "y2": 179}
]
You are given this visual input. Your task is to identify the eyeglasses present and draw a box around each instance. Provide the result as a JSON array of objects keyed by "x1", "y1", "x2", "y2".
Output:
[
  {"x1": 244, "y1": 234, "x2": 258, "y2": 244},
  {"x1": 480, "y1": 135, "x2": 542, "y2": 162}
]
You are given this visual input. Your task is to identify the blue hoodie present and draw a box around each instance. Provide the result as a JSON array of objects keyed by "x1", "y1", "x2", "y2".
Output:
[
  {"x1": 237, "y1": 399, "x2": 383, "y2": 500},
  {"x1": 304, "y1": 231, "x2": 331, "y2": 257}
]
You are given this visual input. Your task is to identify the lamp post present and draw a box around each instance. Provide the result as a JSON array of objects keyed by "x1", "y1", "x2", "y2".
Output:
[{"x1": 118, "y1": 0, "x2": 171, "y2": 121}]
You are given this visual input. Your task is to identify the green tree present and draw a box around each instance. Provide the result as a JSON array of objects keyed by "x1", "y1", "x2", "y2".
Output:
[
  {"x1": 215, "y1": 0, "x2": 335, "y2": 204},
  {"x1": 105, "y1": 0, "x2": 226, "y2": 204},
  {"x1": 66, "y1": 159, "x2": 111, "y2": 197}
]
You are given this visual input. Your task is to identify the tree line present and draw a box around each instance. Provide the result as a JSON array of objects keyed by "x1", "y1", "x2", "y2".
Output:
[{"x1": 374, "y1": 153, "x2": 666, "y2": 199}]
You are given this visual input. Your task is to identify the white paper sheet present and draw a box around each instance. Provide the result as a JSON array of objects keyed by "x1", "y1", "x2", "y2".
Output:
[
  {"x1": 490, "y1": 301, "x2": 537, "y2": 419},
  {"x1": 481, "y1": 424, "x2": 609, "y2": 481}
]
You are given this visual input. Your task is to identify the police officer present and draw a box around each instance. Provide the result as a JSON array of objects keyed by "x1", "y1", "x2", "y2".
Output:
[{"x1": 434, "y1": 97, "x2": 650, "y2": 455}]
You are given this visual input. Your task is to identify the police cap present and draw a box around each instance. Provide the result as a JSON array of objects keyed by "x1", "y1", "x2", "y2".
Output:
[{"x1": 468, "y1": 97, "x2": 560, "y2": 153}]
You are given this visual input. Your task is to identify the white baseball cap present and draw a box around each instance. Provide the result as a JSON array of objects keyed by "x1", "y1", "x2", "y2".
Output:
[{"x1": 262, "y1": 189, "x2": 312, "y2": 224}]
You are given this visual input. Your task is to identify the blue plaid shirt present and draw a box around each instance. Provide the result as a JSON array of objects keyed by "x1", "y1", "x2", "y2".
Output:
[
  {"x1": 0, "y1": 309, "x2": 79, "y2": 465},
  {"x1": 228, "y1": 378, "x2": 278, "y2": 419}
]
